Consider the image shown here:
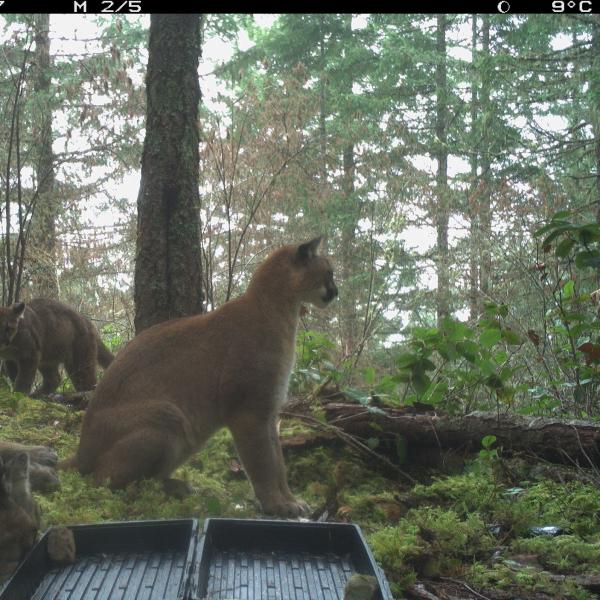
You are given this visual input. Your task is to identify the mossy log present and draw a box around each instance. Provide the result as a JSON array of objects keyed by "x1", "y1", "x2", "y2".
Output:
[{"x1": 321, "y1": 403, "x2": 600, "y2": 467}]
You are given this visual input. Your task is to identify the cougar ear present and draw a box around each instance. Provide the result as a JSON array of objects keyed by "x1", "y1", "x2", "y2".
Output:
[
  {"x1": 296, "y1": 237, "x2": 323, "y2": 264},
  {"x1": 11, "y1": 302, "x2": 25, "y2": 319}
]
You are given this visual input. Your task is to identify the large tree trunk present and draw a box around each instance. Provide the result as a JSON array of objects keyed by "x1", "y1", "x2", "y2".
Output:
[
  {"x1": 338, "y1": 14, "x2": 360, "y2": 356},
  {"x1": 435, "y1": 14, "x2": 450, "y2": 327},
  {"x1": 592, "y1": 19, "x2": 600, "y2": 223},
  {"x1": 479, "y1": 15, "x2": 492, "y2": 303},
  {"x1": 468, "y1": 16, "x2": 479, "y2": 323},
  {"x1": 29, "y1": 14, "x2": 59, "y2": 299},
  {"x1": 322, "y1": 402, "x2": 600, "y2": 467},
  {"x1": 318, "y1": 15, "x2": 327, "y2": 185},
  {"x1": 134, "y1": 14, "x2": 204, "y2": 334}
]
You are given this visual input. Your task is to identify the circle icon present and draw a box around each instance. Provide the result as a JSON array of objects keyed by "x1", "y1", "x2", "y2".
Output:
[{"x1": 497, "y1": 0, "x2": 511, "y2": 12}]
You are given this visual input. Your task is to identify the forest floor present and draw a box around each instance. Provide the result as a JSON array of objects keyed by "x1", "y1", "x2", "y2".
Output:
[{"x1": 1, "y1": 389, "x2": 599, "y2": 600}]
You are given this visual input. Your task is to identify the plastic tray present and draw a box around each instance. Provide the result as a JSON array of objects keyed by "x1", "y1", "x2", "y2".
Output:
[
  {"x1": 0, "y1": 519, "x2": 198, "y2": 600},
  {"x1": 190, "y1": 518, "x2": 393, "y2": 600}
]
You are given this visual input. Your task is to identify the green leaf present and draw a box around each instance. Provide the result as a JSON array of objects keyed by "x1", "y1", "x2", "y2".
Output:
[
  {"x1": 478, "y1": 318, "x2": 501, "y2": 330},
  {"x1": 501, "y1": 329, "x2": 521, "y2": 346},
  {"x1": 499, "y1": 366, "x2": 515, "y2": 382},
  {"x1": 395, "y1": 435, "x2": 407, "y2": 465},
  {"x1": 411, "y1": 326, "x2": 439, "y2": 341},
  {"x1": 494, "y1": 350, "x2": 508, "y2": 363},
  {"x1": 480, "y1": 328, "x2": 502, "y2": 348},
  {"x1": 475, "y1": 357, "x2": 495, "y2": 376},
  {"x1": 345, "y1": 387, "x2": 371, "y2": 405},
  {"x1": 534, "y1": 221, "x2": 568, "y2": 238},
  {"x1": 437, "y1": 342, "x2": 459, "y2": 361},
  {"x1": 375, "y1": 375, "x2": 397, "y2": 396},
  {"x1": 575, "y1": 250, "x2": 600, "y2": 269},
  {"x1": 363, "y1": 366, "x2": 376, "y2": 386},
  {"x1": 481, "y1": 435, "x2": 497, "y2": 449},
  {"x1": 411, "y1": 370, "x2": 431, "y2": 395},
  {"x1": 457, "y1": 341, "x2": 479, "y2": 363},
  {"x1": 576, "y1": 224, "x2": 600, "y2": 244},
  {"x1": 393, "y1": 370, "x2": 412, "y2": 384},
  {"x1": 422, "y1": 381, "x2": 448, "y2": 405},
  {"x1": 497, "y1": 386, "x2": 515, "y2": 403},
  {"x1": 562, "y1": 279, "x2": 575, "y2": 300},
  {"x1": 555, "y1": 237, "x2": 575, "y2": 258},
  {"x1": 419, "y1": 358, "x2": 437, "y2": 372},
  {"x1": 396, "y1": 353, "x2": 419, "y2": 369},
  {"x1": 485, "y1": 374, "x2": 504, "y2": 389},
  {"x1": 541, "y1": 225, "x2": 576, "y2": 249},
  {"x1": 366, "y1": 437, "x2": 380, "y2": 450}
]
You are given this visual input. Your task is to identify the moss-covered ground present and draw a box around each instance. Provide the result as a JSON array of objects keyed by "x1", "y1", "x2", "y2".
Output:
[{"x1": 1, "y1": 390, "x2": 599, "y2": 599}]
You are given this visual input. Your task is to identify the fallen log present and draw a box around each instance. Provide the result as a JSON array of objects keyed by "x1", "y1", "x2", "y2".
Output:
[{"x1": 321, "y1": 403, "x2": 600, "y2": 468}]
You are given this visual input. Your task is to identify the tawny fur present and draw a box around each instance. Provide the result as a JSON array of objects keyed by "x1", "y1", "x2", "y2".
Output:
[
  {"x1": 0, "y1": 298, "x2": 114, "y2": 395},
  {"x1": 64, "y1": 238, "x2": 337, "y2": 517},
  {"x1": 0, "y1": 441, "x2": 59, "y2": 493},
  {"x1": 0, "y1": 453, "x2": 40, "y2": 582}
]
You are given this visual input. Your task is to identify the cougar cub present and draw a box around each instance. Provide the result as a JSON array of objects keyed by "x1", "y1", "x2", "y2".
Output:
[{"x1": 0, "y1": 298, "x2": 114, "y2": 395}]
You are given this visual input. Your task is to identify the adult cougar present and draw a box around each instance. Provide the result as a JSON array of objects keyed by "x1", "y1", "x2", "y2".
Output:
[{"x1": 63, "y1": 238, "x2": 337, "y2": 517}]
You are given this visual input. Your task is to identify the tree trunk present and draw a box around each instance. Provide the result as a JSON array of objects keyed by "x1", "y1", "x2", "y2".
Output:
[
  {"x1": 339, "y1": 142, "x2": 359, "y2": 355},
  {"x1": 338, "y1": 14, "x2": 360, "y2": 356},
  {"x1": 591, "y1": 19, "x2": 600, "y2": 224},
  {"x1": 29, "y1": 14, "x2": 59, "y2": 299},
  {"x1": 468, "y1": 16, "x2": 479, "y2": 323},
  {"x1": 479, "y1": 15, "x2": 492, "y2": 302},
  {"x1": 322, "y1": 402, "x2": 600, "y2": 467},
  {"x1": 134, "y1": 14, "x2": 204, "y2": 334},
  {"x1": 318, "y1": 15, "x2": 327, "y2": 185},
  {"x1": 435, "y1": 14, "x2": 450, "y2": 326}
]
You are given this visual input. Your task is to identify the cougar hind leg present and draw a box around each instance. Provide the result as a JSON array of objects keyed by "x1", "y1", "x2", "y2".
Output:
[
  {"x1": 92, "y1": 428, "x2": 187, "y2": 489},
  {"x1": 90, "y1": 402, "x2": 215, "y2": 493},
  {"x1": 65, "y1": 354, "x2": 97, "y2": 392}
]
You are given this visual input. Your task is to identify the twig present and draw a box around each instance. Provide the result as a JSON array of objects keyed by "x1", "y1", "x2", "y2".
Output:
[
  {"x1": 281, "y1": 410, "x2": 417, "y2": 484},
  {"x1": 439, "y1": 577, "x2": 491, "y2": 600},
  {"x1": 571, "y1": 425, "x2": 600, "y2": 480}
]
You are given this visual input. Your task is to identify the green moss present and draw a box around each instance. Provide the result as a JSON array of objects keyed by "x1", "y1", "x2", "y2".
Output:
[
  {"x1": 366, "y1": 522, "x2": 422, "y2": 590},
  {"x1": 0, "y1": 394, "x2": 259, "y2": 527},
  {"x1": 2, "y1": 388, "x2": 600, "y2": 600},
  {"x1": 369, "y1": 506, "x2": 494, "y2": 591},
  {"x1": 411, "y1": 473, "x2": 498, "y2": 514},
  {"x1": 467, "y1": 562, "x2": 595, "y2": 600},
  {"x1": 516, "y1": 480, "x2": 600, "y2": 537},
  {"x1": 512, "y1": 535, "x2": 600, "y2": 573},
  {"x1": 409, "y1": 470, "x2": 600, "y2": 538}
]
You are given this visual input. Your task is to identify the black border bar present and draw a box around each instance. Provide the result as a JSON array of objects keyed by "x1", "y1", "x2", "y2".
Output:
[{"x1": 0, "y1": 2, "x2": 598, "y2": 14}]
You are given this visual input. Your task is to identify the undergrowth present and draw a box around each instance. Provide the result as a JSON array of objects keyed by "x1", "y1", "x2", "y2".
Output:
[{"x1": 1, "y1": 390, "x2": 600, "y2": 599}]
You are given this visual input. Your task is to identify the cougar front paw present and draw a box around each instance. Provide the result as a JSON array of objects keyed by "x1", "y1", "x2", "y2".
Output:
[
  {"x1": 30, "y1": 465, "x2": 60, "y2": 493},
  {"x1": 261, "y1": 497, "x2": 310, "y2": 518},
  {"x1": 28, "y1": 445, "x2": 58, "y2": 467},
  {"x1": 162, "y1": 478, "x2": 194, "y2": 499}
]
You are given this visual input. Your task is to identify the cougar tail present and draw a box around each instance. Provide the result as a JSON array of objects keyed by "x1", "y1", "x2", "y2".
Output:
[{"x1": 97, "y1": 339, "x2": 114, "y2": 369}]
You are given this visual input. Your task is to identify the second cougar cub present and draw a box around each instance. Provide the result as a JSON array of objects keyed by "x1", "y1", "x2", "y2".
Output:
[{"x1": 0, "y1": 298, "x2": 114, "y2": 395}]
